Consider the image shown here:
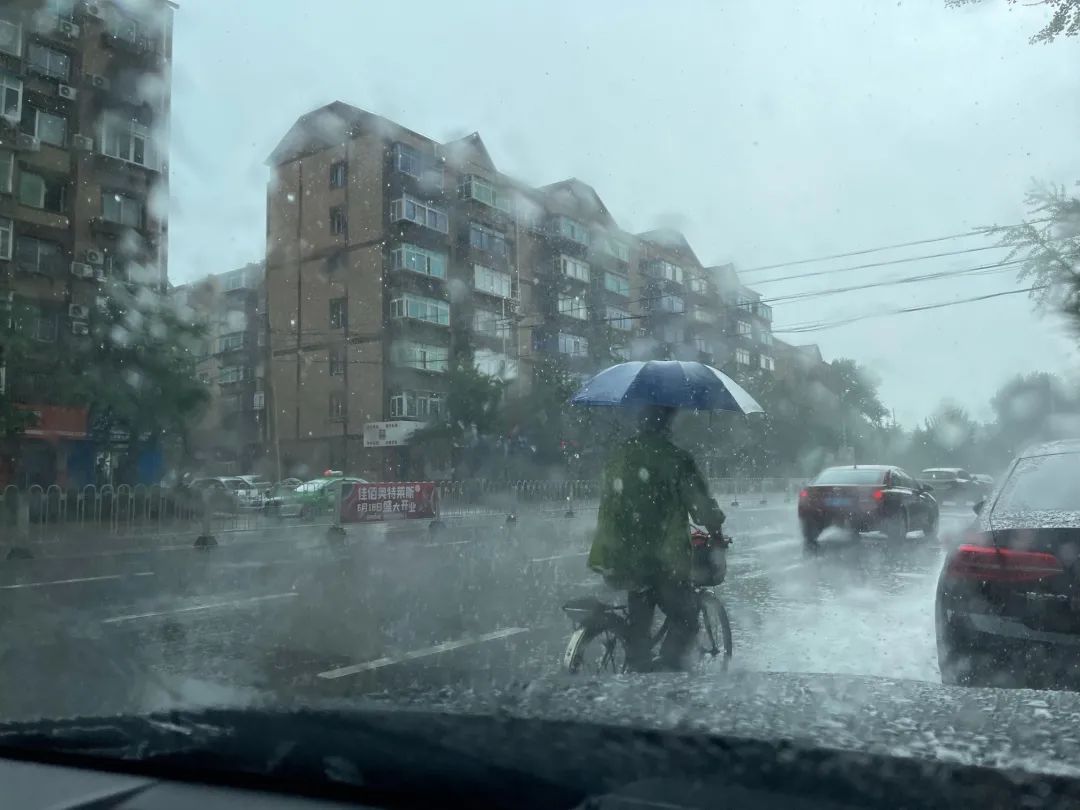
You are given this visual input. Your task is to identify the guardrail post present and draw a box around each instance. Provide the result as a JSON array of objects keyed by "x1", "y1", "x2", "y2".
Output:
[
  {"x1": 194, "y1": 490, "x2": 217, "y2": 549},
  {"x1": 7, "y1": 490, "x2": 33, "y2": 560},
  {"x1": 565, "y1": 482, "x2": 575, "y2": 518},
  {"x1": 429, "y1": 482, "x2": 445, "y2": 535},
  {"x1": 327, "y1": 480, "x2": 346, "y2": 544}
]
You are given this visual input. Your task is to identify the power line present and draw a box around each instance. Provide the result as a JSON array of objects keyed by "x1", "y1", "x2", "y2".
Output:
[
  {"x1": 774, "y1": 284, "x2": 1049, "y2": 335},
  {"x1": 738, "y1": 219, "x2": 1048, "y2": 275}
]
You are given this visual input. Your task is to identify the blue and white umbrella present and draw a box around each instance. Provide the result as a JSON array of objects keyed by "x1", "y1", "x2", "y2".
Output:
[{"x1": 568, "y1": 360, "x2": 764, "y2": 414}]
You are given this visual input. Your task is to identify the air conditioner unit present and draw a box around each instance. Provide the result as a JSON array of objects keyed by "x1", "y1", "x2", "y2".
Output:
[
  {"x1": 84, "y1": 249, "x2": 104, "y2": 265},
  {"x1": 93, "y1": 267, "x2": 106, "y2": 282},
  {"x1": 71, "y1": 321, "x2": 89, "y2": 336},
  {"x1": 69, "y1": 304, "x2": 89, "y2": 319},
  {"x1": 58, "y1": 21, "x2": 80, "y2": 38},
  {"x1": 71, "y1": 262, "x2": 95, "y2": 279},
  {"x1": 83, "y1": 3, "x2": 105, "y2": 21},
  {"x1": 71, "y1": 134, "x2": 93, "y2": 151},
  {"x1": 15, "y1": 133, "x2": 40, "y2": 152},
  {"x1": 95, "y1": 295, "x2": 107, "y2": 310},
  {"x1": 84, "y1": 73, "x2": 110, "y2": 91},
  {"x1": 58, "y1": 84, "x2": 77, "y2": 101},
  {"x1": 253, "y1": 392, "x2": 265, "y2": 410}
]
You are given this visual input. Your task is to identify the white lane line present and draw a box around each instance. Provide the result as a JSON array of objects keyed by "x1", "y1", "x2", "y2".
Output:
[
  {"x1": 317, "y1": 627, "x2": 531, "y2": 679},
  {"x1": 102, "y1": 592, "x2": 297, "y2": 625},
  {"x1": 421, "y1": 539, "x2": 473, "y2": 549},
  {"x1": 531, "y1": 552, "x2": 588, "y2": 564},
  {"x1": 0, "y1": 571, "x2": 155, "y2": 590}
]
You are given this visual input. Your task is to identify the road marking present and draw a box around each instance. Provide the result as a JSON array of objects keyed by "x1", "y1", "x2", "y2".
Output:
[
  {"x1": 744, "y1": 536, "x2": 799, "y2": 553},
  {"x1": 102, "y1": 592, "x2": 297, "y2": 624},
  {"x1": 0, "y1": 571, "x2": 155, "y2": 590},
  {"x1": 530, "y1": 552, "x2": 588, "y2": 563},
  {"x1": 316, "y1": 627, "x2": 531, "y2": 679},
  {"x1": 421, "y1": 539, "x2": 473, "y2": 549}
]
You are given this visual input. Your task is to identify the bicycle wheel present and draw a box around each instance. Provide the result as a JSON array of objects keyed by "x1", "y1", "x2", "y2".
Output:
[
  {"x1": 564, "y1": 625, "x2": 628, "y2": 675},
  {"x1": 696, "y1": 592, "x2": 733, "y2": 669}
]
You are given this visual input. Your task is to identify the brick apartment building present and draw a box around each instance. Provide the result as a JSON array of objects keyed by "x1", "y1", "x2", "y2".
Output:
[
  {"x1": 265, "y1": 103, "x2": 777, "y2": 481},
  {"x1": 172, "y1": 263, "x2": 269, "y2": 476},
  {"x1": 0, "y1": 0, "x2": 174, "y2": 486}
]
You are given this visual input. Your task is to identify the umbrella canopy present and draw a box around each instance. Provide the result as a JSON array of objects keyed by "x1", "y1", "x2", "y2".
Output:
[{"x1": 568, "y1": 360, "x2": 764, "y2": 414}]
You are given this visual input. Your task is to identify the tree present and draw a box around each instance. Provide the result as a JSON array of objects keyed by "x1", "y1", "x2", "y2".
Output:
[{"x1": 947, "y1": 0, "x2": 1080, "y2": 43}]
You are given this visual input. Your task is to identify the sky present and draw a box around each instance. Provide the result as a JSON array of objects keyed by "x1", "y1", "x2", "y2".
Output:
[{"x1": 166, "y1": 0, "x2": 1080, "y2": 426}]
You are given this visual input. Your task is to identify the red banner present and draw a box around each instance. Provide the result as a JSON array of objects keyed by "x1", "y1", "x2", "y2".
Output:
[{"x1": 342, "y1": 481, "x2": 438, "y2": 522}]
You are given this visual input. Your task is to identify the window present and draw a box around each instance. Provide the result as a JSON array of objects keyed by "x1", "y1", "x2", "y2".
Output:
[
  {"x1": 690, "y1": 277, "x2": 708, "y2": 294},
  {"x1": 559, "y1": 254, "x2": 590, "y2": 282},
  {"x1": 694, "y1": 337, "x2": 710, "y2": 354},
  {"x1": 101, "y1": 112, "x2": 151, "y2": 167},
  {"x1": 813, "y1": 468, "x2": 887, "y2": 486},
  {"x1": 473, "y1": 308, "x2": 511, "y2": 338},
  {"x1": 760, "y1": 354, "x2": 775, "y2": 371},
  {"x1": 558, "y1": 295, "x2": 588, "y2": 320},
  {"x1": 23, "y1": 107, "x2": 67, "y2": 148},
  {"x1": 390, "y1": 294, "x2": 449, "y2": 326},
  {"x1": 0, "y1": 150, "x2": 11, "y2": 194},
  {"x1": 474, "y1": 264, "x2": 512, "y2": 298},
  {"x1": 219, "y1": 366, "x2": 244, "y2": 384},
  {"x1": 558, "y1": 332, "x2": 588, "y2": 356},
  {"x1": 0, "y1": 217, "x2": 11, "y2": 260},
  {"x1": 655, "y1": 294, "x2": 685, "y2": 313},
  {"x1": 460, "y1": 176, "x2": 509, "y2": 211},
  {"x1": 0, "y1": 72, "x2": 22, "y2": 121},
  {"x1": 29, "y1": 312, "x2": 57, "y2": 342},
  {"x1": 329, "y1": 205, "x2": 347, "y2": 235},
  {"x1": 329, "y1": 392, "x2": 345, "y2": 420},
  {"x1": 390, "y1": 195, "x2": 449, "y2": 233},
  {"x1": 391, "y1": 340, "x2": 448, "y2": 372},
  {"x1": 329, "y1": 298, "x2": 347, "y2": 329},
  {"x1": 554, "y1": 215, "x2": 589, "y2": 245},
  {"x1": 391, "y1": 243, "x2": 447, "y2": 279},
  {"x1": 27, "y1": 43, "x2": 70, "y2": 80},
  {"x1": 18, "y1": 171, "x2": 65, "y2": 213},
  {"x1": 390, "y1": 390, "x2": 444, "y2": 420},
  {"x1": 14, "y1": 236, "x2": 62, "y2": 274},
  {"x1": 475, "y1": 349, "x2": 516, "y2": 379},
  {"x1": 106, "y1": 6, "x2": 148, "y2": 46},
  {"x1": 329, "y1": 161, "x2": 347, "y2": 188},
  {"x1": 760, "y1": 331, "x2": 774, "y2": 346},
  {"x1": 0, "y1": 19, "x2": 21, "y2": 58},
  {"x1": 736, "y1": 320, "x2": 752, "y2": 336},
  {"x1": 735, "y1": 348, "x2": 751, "y2": 365},
  {"x1": 652, "y1": 260, "x2": 684, "y2": 284},
  {"x1": 691, "y1": 307, "x2": 714, "y2": 323},
  {"x1": 218, "y1": 332, "x2": 244, "y2": 352},
  {"x1": 604, "y1": 272, "x2": 629, "y2": 296},
  {"x1": 393, "y1": 143, "x2": 441, "y2": 188},
  {"x1": 328, "y1": 346, "x2": 345, "y2": 376},
  {"x1": 598, "y1": 235, "x2": 631, "y2": 262},
  {"x1": 102, "y1": 192, "x2": 143, "y2": 227},
  {"x1": 469, "y1": 223, "x2": 507, "y2": 256},
  {"x1": 607, "y1": 306, "x2": 631, "y2": 331},
  {"x1": 661, "y1": 324, "x2": 684, "y2": 344},
  {"x1": 222, "y1": 271, "x2": 247, "y2": 291}
]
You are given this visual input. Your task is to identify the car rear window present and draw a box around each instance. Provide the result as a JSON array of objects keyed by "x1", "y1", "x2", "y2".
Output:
[
  {"x1": 812, "y1": 468, "x2": 886, "y2": 486},
  {"x1": 993, "y1": 453, "x2": 1080, "y2": 513}
]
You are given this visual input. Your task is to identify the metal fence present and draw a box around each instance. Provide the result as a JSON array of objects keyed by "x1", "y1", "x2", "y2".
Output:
[{"x1": 0, "y1": 477, "x2": 805, "y2": 541}]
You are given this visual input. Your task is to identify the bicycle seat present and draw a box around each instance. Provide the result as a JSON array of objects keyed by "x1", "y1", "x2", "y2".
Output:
[{"x1": 562, "y1": 597, "x2": 618, "y2": 617}]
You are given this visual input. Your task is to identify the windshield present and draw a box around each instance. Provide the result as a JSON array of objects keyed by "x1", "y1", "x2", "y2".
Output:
[
  {"x1": 812, "y1": 468, "x2": 886, "y2": 486},
  {"x1": 993, "y1": 454, "x2": 1080, "y2": 513},
  {"x1": 2, "y1": 0, "x2": 1080, "y2": 793}
]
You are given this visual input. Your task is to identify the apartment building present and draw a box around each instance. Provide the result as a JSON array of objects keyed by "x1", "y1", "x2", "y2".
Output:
[
  {"x1": 0, "y1": 0, "x2": 174, "y2": 485},
  {"x1": 172, "y1": 263, "x2": 268, "y2": 476},
  {"x1": 711, "y1": 263, "x2": 775, "y2": 374},
  {"x1": 265, "y1": 102, "x2": 775, "y2": 480}
]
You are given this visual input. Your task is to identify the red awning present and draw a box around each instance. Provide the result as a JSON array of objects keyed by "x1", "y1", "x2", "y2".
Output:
[{"x1": 17, "y1": 405, "x2": 89, "y2": 440}]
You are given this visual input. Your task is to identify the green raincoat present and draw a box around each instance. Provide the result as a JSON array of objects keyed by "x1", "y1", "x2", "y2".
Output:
[{"x1": 588, "y1": 430, "x2": 727, "y2": 586}]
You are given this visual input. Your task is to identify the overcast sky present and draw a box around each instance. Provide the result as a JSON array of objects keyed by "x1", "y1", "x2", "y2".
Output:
[{"x1": 167, "y1": 0, "x2": 1080, "y2": 426}]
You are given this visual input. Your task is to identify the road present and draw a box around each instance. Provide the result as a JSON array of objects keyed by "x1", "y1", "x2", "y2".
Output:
[{"x1": 0, "y1": 505, "x2": 972, "y2": 721}]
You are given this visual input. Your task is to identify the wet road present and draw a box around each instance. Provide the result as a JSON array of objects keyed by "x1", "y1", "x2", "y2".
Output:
[{"x1": 0, "y1": 506, "x2": 971, "y2": 720}]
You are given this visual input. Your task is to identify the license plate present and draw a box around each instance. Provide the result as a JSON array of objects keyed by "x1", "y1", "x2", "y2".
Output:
[{"x1": 825, "y1": 497, "x2": 852, "y2": 508}]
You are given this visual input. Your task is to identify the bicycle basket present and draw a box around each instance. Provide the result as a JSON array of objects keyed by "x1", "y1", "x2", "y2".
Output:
[{"x1": 690, "y1": 543, "x2": 727, "y2": 586}]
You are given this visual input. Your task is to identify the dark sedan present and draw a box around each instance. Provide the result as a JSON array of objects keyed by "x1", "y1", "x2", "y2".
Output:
[
  {"x1": 936, "y1": 440, "x2": 1080, "y2": 688},
  {"x1": 798, "y1": 465, "x2": 939, "y2": 544}
]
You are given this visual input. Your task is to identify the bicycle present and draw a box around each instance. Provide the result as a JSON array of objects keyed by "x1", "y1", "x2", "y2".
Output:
[{"x1": 561, "y1": 532, "x2": 734, "y2": 674}]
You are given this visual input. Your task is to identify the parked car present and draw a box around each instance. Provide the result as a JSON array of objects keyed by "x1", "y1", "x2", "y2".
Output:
[
  {"x1": 798, "y1": 465, "x2": 938, "y2": 544},
  {"x1": 972, "y1": 473, "x2": 994, "y2": 489},
  {"x1": 936, "y1": 440, "x2": 1080, "y2": 688},
  {"x1": 262, "y1": 478, "x2": 303, "y2": 514},
  {"x1": 277, "y1": 476, "x2": 368, "y2": 519},
  {"x1": 918, "y1": 468, "x2": 985, "y2": 502},
  {"x1": 188, "y1": 477, "x2": 241, "y2": 513}
]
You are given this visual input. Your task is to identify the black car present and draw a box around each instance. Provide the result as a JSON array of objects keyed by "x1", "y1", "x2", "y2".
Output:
[
  {"x1": 936, "y1": 440, "x2": 1080, "y2": 688},
  {"x1": 798, "y1": 464, "x2": 939, "y2": 544}
]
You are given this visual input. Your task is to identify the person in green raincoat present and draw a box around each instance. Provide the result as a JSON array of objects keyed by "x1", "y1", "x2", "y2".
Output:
[{"x1": 588, "y1": 404, "x2": 727, "y2": 671}]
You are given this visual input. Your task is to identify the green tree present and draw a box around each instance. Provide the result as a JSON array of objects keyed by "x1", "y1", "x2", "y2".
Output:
[{"x1": 947, "y1": 0, "x2": 1080, "y2": 43}]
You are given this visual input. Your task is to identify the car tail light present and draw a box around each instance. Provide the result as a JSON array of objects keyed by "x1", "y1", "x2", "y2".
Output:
[
  {"x1": 872, "y1": 488, "x2": 884, "y2": 502},
  {"x1": 798, "y1": 488, "x2": 809, "y2": 501},
  {"x1": 946, "y1": 541, "x2": 1064, "y2": 583}
]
